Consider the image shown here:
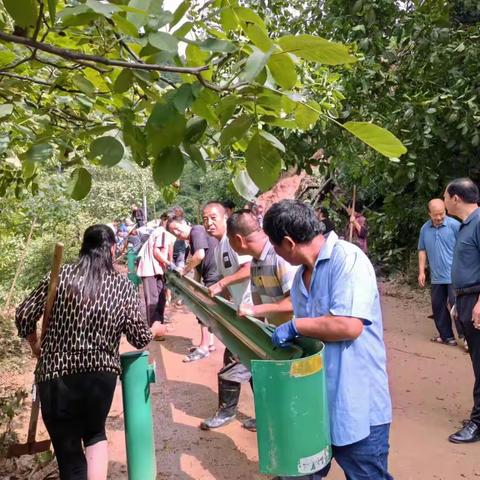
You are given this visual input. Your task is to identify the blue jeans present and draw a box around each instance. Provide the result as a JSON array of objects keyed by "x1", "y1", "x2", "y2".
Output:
[{"x1": 283, "y1": 423, "x2": 393, "y2": 480}]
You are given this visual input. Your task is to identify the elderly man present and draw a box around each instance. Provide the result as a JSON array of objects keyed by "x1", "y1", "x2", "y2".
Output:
[
  {"x1": 200, "y1": 202, "x2": 254, "y2": 430},
  {"x1": 418, "y1": 199, "x2": 461, "y2": 346},
  {"x1": 444, "y1": 178, "x2": 480, "y2": 444},
  {"x1": 263, "y1": 200, "x2": 392, "y2": 479}
]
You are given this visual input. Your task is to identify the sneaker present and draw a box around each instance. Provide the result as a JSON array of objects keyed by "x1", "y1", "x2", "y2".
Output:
[
  {"x1": 464, "y1": 338, "x2": 469, "y2": 352},
  {"x1": 183, "y1": 348, "x2": 209, "y2": 362}
]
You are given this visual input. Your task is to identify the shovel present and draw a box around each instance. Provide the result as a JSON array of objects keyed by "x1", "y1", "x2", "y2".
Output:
[{"x1": 8, "y1": 242, "x2": 64, "y2": 457}]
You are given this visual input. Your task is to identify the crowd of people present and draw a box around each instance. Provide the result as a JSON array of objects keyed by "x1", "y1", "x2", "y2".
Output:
[{"x1": 14, "y1": 177, "x2": 480, "y2": 480}]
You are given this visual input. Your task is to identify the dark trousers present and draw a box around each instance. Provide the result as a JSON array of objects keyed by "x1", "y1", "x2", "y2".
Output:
[
  {"x1": 217, "y1": 349, "x2": 252, "y2": 415},
  {"x1": 38, "y1": 372, "x2": 117, "y2": 480},
  {"x1": 431, "y1": 284, "x2": 463, "y2": 340},
  {"x1": 282, "y1": 423, "x2": 393, "y2": 480},
  {"x1": 457, "y1": 293, "x2": 480, "y2": 425},
  {"x1": 142, "y1": 275, "x2": 166, "y2": 326}
]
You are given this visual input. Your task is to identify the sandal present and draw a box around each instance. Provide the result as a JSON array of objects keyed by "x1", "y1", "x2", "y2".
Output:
[{"x1": 430, "y1": 335, "x2": 457, "y2": 346}]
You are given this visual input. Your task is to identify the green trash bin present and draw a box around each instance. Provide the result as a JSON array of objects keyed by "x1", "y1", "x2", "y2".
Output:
[
  {"x1": 126, "y1": 248, "x2": 141, "y2": 287},
  {"x1": 120, "y1": 351, "x2": 156, "y2": 480},
  {"x1": 252, "y1": 340, "x2": 331, "y2": 477}
]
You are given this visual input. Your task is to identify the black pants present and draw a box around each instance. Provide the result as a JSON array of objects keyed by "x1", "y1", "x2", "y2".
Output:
[
  {"x1": 38, "y1": 372, "x2": 117, "y2": 480},
  {"x1": 142, "y1": 274, "x2": 166, "y2": 326},
  {"x1": 431, "y1": 284, "x2": 463, "y2": 340},
  {"x1": 456, "y1": 293, "x2": 480, "y2": 425}
]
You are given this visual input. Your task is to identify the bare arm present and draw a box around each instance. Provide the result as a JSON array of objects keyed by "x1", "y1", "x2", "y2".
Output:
[
  {"x1": 239, "y1": 294, "x2": 293, "y2": 317},
  {"x1": 183, "y1": 249, "x2": 205, "y2": 275},
  {"x1": 208, "y1": 262, "x2": 251, "y2": 297},
  {"x1": 418, "y1": 250, "x2": 427, "y2": 287},
  {"x1": 153, "y1": 246, "x2": 171, "y2": 268},
  {"x1": 295, "y1": 314, "x2": 364, "y2": 342}
]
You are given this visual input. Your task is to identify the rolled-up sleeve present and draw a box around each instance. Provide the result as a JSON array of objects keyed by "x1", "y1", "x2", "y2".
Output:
[
  {"x1": 328, "y1": 247, "x2": 376, "y2": 325},
  {"x1": 15, "y1": 274, "x2": 49, "y2": 338},
  {"x1": 123, "y1": 282, "x2": 152, "y2": 348}
]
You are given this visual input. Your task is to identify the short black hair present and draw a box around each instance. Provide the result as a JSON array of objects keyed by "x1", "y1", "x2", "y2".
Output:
[
  {"x1": 446, "y1": 178, "x2": 479, "y2": 204},
  {"x1": 222, "y1": 200, "x2": 236, "y2": 210},
  {"x1": 348, "y1": 199, "x2": 364, "y2": 213},
  {"x1": 226, "y1": 209, "x2": 259, "y2": 237},
  {"x1": 263, "y1": 200, "x2": 324, "y2": 245},
  {"x1": 202, "y1": 201, "x2": 226, "y2": 213}
]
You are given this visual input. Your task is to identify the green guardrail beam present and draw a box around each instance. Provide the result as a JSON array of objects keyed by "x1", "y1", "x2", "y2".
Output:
[{"x1": 166, "y1": 269, "x2": 332, "y2": 477}]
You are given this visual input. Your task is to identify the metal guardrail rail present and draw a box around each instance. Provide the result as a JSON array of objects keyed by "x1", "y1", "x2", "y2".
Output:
[{"x1": 165, "y1": 269, "x2": 308, "y2": 367}]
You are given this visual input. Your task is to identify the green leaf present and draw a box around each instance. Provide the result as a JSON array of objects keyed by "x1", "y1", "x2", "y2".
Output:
[
  {"x1": 68, "y1": 167, "x2": 92, "y2": 201},
  {"x1": 259, "y1": 130, "x2": 285, "y2": 153},
  {"x1": 171, "y1": 84, "x2": 195, "y2": 113},
  {"x1": 295, "y1": 101, "x2": 320, "y2": 130},
  {"x1": 127, "y1": 0, "x2": 150, "y2": 28},
  {"x1": 26, "y1": 143, "x2": 53, "y2": 162},
  {"x1": 112, "y1": 13, "x2": 138, "y2": 36},
  {"x1": 170, "y1": 0, "x2": 190, "y2": 28},
  {"x1": 234, "y1": 7, "x2": 267, "y2": 33},
  {"x1": 183, "y1": 143, "x2": 206, "y2": 172},
  {"x1": 232, "y1": 170, "x2": 259, "y2": 201},
  {"x1": 47, "y1": 0, "x2": 57, "y2": 24},
  {"x1": 343, "y1": 122, "x2": 407, "y2": 158},
  {"x1": 152, "y1": 146, "x2": 185, "y2": 187},
  {"x1": 268, "y1": 53, "x2": 297, "y2": 89},
  {"x1": 3, "y1": 0, "x2": 38, "y2": 28},
  {"x1": 185, "y1": 116, "x2": 207, "y2": 143},
  {"x1": 220, "y1": 114, "x2": 254, "y2": 146},
  {"x1": 89, "y1": 136, "x2": 124, "y2": 166},
  {"x1": 146, "y1": 102, "x2": 187, "y2": 156},
  {"x1": 173, "y1": 21, "x2": 193, "y2": 38},
  {"x1": 85, "y1": 0, "x2": 118, "y2": 17},
  {"x1": 239, "y1": 48, "x2": 271, "y2": 83},
  {"x1": 198, "y1": 38, "x2": 237, "y2": 53},
  {"x1": 246, "y1": 133, "x2": 282, "y2": 191},
  {"x1": 0, "y1": 49, "x2": 16, "y2": 66},
  {"x1": 0, "y1": 104, "x2": 14, "y2": 118},
  {"x1": 277, "y1": 34, "x2": 357, "y2": 65},
  {"x1": 220, "y1": 7, "x2": 238, "y2": 32},
  {"x1": 72, "y1": 75, "x2": 96, "y2": 96},
  {"x1": 245, "y1": 23, "x2": 273, "y2": 52},
  {"x1": 149, "y1": 32, "x2": 179, "y2": 53},
  {"x1": 113, "y1": 69, "x2": 133, "y2": 93},
  {"x1": 123, "y1": 123, "x2": 149, "y2": 167}
]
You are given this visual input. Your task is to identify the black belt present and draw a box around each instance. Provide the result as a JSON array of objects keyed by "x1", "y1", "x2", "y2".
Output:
[{"x1": 455, "y1": 285, "x2": 480, "y2": 297}]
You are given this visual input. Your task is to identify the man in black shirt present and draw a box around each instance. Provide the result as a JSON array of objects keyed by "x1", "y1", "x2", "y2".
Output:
[
  {"x1": 167, "y1": 219, "x2": 220, "y2": 362},
  {"x1": 444, "y1": 178, "x2": 480, "y2": 443}
]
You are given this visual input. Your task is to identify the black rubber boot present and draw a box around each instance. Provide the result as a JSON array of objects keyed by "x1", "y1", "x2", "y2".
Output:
[{"x1": 200, "y1": 379, "x2": 241, "y2": 430}]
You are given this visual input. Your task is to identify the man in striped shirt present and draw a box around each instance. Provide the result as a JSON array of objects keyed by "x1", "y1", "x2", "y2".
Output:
[{"x1": 227, "y1": 209, "x2": 299, "y2": 327}]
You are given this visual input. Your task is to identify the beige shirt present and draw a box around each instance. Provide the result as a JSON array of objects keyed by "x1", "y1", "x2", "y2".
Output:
[{"x1": 137, "y1": 227, "x2": 172, "y2": 277}]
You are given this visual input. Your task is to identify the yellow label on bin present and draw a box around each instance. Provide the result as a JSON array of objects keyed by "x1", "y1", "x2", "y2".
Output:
[{"x1": 290, "y1": 355, "x2": 322, "y2": 377}]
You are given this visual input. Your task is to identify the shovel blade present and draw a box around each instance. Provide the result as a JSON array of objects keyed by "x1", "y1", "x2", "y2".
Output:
[{"x1": 7, "y1": 438, "x2": 51, "y2": 458}]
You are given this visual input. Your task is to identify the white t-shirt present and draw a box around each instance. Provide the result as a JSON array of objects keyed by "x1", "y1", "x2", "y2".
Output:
[
  {"x1": 214, "y1": 235, "x2": 253, "y2": 306},
  {"x1": 137, "y1": 227, "x2": 172, "y2": 277}
]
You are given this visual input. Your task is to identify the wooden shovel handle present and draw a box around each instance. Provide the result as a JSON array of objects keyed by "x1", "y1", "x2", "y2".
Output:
[
  {"x1": 26, "y1": 243, "x2": 63, "y2": 446},
  {"x1": 41, "y1": 243, "x2": 64, "y2": 340}
]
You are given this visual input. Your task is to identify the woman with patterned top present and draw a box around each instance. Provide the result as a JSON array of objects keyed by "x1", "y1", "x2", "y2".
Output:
[{"x1": 16, "y1": 224, "x2": 165, "y2": 480}]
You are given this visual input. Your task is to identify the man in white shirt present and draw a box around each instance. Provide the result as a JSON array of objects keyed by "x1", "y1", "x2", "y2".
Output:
[
  {"x1": 200, "y1": 201, "x2": 255, "y2": 430},
  {"x1": 136, "y1": 221, "x2": 173, "y2": 326}
]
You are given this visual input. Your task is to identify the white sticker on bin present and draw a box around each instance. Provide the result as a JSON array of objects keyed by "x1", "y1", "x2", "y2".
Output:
[{"x1": 297, "y1": 446, "x2": 331, "y2": 474}]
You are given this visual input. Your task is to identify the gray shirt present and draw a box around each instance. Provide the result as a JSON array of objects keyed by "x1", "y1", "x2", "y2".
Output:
[{"x1": 452, "y1": 207, "x2": 480, "y2": 289}]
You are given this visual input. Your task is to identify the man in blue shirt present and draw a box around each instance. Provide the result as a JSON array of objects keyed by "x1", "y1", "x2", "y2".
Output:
[
  {"x1": 444, "y1": 178, "x2": 480, "y2": 444},
  {"x1": 263, "y1": 200, "x2": 393, "y2": 480},
  {"x1": 418, "y1": 198, "x2": 461, "y2": 346}
]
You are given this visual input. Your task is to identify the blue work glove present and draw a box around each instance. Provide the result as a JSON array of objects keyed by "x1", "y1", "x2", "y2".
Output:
[{"x1": 272, "y1": 319, "x2": 299, "y2": 348}]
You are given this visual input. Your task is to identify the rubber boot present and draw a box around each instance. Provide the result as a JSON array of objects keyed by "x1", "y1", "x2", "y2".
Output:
[{"x1": 200, "y1": 379, "x2": 241, "y2": 430}]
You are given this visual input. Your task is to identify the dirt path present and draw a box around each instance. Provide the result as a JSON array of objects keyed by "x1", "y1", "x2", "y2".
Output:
[{"x1": 6, "y1": 287, "x2": 480, "y2": 479}]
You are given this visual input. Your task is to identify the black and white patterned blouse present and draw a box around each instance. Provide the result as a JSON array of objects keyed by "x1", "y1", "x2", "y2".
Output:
[{"x1": 16, "y1": 264, "x2": 152, "y2": 383}]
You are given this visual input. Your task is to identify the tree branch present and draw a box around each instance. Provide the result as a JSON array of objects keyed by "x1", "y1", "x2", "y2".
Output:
[
  {"x1": 0, "y1": 71, "x2": 108, "y2": 94},
  {"x1": 0, "y1": 31, "x2": 210, "y2": 75}
]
